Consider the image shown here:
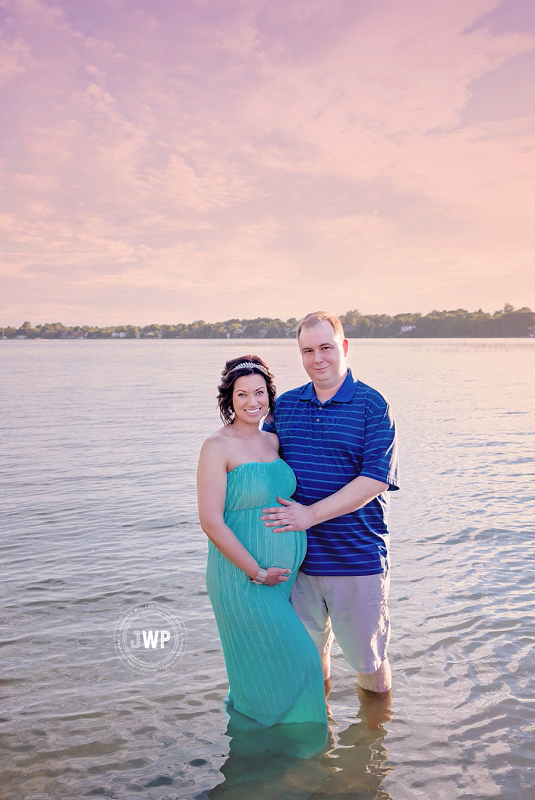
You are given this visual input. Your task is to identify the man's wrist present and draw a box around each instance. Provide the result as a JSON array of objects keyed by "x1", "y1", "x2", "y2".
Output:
[{"x1": 307, "y1": 503, "x2": 322, "y2": 528}]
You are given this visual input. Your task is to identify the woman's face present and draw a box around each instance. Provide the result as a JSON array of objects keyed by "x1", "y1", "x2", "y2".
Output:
[{"x1": 231, "y1": 373, "x2": 269, "y2": 425}]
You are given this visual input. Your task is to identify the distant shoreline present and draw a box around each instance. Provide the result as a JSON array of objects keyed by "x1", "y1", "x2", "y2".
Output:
[
  {"x1": 3, "y1": 334, "x2": 535, "y2": 341},
  {"x1": 2, "y1": 306, "x2": 534, "y2": 339}
]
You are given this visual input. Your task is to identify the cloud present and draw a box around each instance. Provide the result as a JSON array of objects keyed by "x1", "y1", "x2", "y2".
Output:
[
  {"x1": 0, "y1": 35, "x2": 33, "y2": 85},
  {"x1": 0, "y1": 0, "x2": 534, "y2": 325}
]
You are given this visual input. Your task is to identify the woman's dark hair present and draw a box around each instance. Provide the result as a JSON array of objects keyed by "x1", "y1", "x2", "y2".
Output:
[{"x1": 217, "y1": 355, "x2": 276, "y2": 425}]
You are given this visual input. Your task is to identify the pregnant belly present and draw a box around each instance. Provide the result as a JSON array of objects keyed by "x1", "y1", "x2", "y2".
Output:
[{"x1": 225, "y1": 508, "x2": 307, "y2": 571}]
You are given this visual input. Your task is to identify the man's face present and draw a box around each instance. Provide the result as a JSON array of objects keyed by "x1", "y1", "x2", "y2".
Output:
[{"x1": 298, "y1": 321, "x2": 348, "y2": 389}]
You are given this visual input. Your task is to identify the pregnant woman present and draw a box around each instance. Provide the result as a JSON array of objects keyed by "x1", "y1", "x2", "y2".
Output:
[{"x1": 197, "y1": 356, "x2": 327, "y2": 731}]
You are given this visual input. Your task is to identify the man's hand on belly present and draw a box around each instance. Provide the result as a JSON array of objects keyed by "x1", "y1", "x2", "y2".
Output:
[
  {"x1": 260, "y1": 497, "x2": 314, "y2": 533},
  {"x1": 261, "y1": 476, "x2": 388, "y2": 533}
]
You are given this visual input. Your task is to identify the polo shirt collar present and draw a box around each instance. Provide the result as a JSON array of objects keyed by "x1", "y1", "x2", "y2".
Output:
[{"x1": 299, "y1": 369, "x2": 358, "y2": 405}]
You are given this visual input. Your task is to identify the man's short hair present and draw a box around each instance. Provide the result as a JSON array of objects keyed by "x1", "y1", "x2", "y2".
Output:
[{"x1": 297, "y1": 311, "x2": 345, "y2": 340}]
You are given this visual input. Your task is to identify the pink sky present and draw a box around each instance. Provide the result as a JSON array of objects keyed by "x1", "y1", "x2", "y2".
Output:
[{"x1": 1, "y1": 0, "x2": 534, "y2": 326}]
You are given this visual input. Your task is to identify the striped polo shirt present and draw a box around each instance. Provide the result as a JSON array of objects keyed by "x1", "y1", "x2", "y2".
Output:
[{"x1": 263, "y1": 369, "x2": 399, "y2": 576}]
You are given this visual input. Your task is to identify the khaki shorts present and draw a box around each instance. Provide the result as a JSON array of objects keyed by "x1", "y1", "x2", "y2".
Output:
[{"x1": 290, "y1": 570, "x2": 390, "y2": 674}]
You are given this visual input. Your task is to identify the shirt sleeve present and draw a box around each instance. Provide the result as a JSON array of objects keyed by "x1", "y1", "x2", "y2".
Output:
[
  {"x1": 359, "y1": 393, "x2": 399, "y2": 490},
  {"x1": 262, "y1": 408, "x2": 277, "y2": 434}
]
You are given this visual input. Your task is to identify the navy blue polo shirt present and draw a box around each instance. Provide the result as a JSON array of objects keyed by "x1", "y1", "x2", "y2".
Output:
[{"x1": 263, "y1": 369, "x2": 399, "y2": 576}]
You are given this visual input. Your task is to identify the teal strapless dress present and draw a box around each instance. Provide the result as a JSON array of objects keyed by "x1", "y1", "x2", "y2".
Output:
[{"x1": 206, "y1": 459, "x2": 327, "y2": 727}]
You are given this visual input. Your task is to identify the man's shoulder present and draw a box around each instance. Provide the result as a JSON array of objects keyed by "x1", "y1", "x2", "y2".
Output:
[
  {"x1": 264, "y1": 385, "x2": 307, "y2": 432},
  {"x1": 275, "y1": 383, "x2": 310, "y2": 406},
  {"x1": 353, "y1": 379, "x2": 391, "y2": 410}
]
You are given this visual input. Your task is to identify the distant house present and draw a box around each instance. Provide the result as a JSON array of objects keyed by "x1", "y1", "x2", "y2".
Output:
[
  {"x1": 227, "y1": 326, "x2": 245, "y2": 338},
  {"x1": 399, "y1": 325, "x2": 416, "y2": 334},
  {"x1": 111, "y1": 332, "x2": 127, "y2": 338}
]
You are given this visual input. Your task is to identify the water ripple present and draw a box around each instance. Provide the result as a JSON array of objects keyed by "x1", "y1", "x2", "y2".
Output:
[{"x1": 1, "y1": 339, "x2": 535, "y2": 799}]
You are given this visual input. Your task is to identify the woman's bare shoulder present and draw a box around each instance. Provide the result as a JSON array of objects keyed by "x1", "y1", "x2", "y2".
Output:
[{"x1": 198, "y1": 427, "x2": 232, "y2": 464}]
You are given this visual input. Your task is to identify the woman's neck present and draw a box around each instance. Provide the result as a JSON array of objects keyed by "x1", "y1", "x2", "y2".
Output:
[{"x1": 228, "y1": 419, "x2": 263, "y2": 438}]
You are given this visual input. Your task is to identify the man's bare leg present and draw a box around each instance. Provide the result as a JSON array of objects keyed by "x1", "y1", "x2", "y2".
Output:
[
  {"x1": 356, "y1": 657, "x2": 391, "y2": 693},
  {"x1": 321, "y1": 649, "x2": 331, "y2": 681},
  {"x1": 356, "y1": 684, "x2": 392, "y2": 730}
]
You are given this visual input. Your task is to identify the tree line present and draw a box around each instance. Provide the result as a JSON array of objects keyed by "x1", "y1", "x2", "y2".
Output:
[{"x1": 2, "y1": 305, "x2": 534, "y2": 340}]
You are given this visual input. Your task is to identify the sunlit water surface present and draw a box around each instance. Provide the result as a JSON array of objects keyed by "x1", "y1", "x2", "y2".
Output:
[{"x1": 1, "y1": 339, "x2": 534, "y2": 800}]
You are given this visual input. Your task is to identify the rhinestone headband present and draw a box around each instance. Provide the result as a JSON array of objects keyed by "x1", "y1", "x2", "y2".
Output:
[{"x1": 229, "y1": 361, "x2": 266, "y2": 373}]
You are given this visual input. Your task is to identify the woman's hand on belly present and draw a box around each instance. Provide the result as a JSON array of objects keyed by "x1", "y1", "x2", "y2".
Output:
[{"x1": 263, "y1": 567, "x2": 292, "y2": 586}]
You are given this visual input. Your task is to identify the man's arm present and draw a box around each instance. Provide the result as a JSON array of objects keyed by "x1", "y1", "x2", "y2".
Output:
[{"x1": 260, "y1": 475, "x2": 388, "y2": 533}]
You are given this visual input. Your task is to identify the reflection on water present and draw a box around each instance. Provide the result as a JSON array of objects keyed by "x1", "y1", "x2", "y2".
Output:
[
  {"x1": 209, "y1": 721, "x2": 327, "y2": 799},
  {"x1": 1, "y1": 339, "x2": 534, "y2": 799},
  {"x1": 208, "y1": 689, "x2": 393, "y2": 799}
]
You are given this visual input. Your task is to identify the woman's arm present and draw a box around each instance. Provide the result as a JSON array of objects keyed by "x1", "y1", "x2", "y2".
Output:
[{"x1": 197, "y1": 437, "x2": 290, "y2": 586}]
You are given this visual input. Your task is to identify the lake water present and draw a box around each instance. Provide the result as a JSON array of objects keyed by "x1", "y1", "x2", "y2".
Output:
[{"x1": 1, "y1": 338, "x2": 534, "y2": 800}]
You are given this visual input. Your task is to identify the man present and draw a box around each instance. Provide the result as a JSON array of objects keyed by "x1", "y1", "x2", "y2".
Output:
[{"x1": 261, "y1": 311, "x2": 399, "y2": 694}]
